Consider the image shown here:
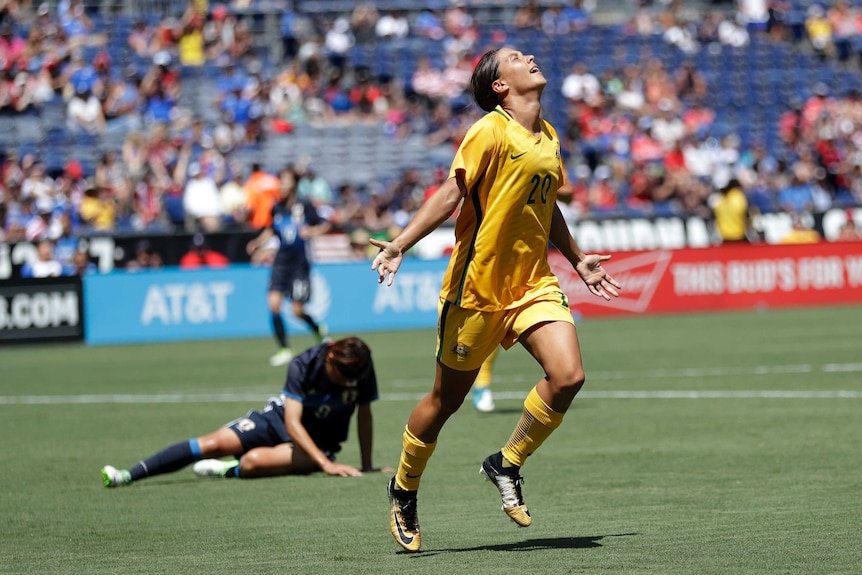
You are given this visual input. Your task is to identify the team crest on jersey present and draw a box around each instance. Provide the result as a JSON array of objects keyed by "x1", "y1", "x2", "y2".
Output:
[
  {"x1": 341, "y1": 389, "x2": 359, "y2": 404},
  {"x1": 236, "y1": 418, "x2": 256, "y2": 432},
  {"x1": 452, "y1": 343, "x2": 471, "y2": 361}
]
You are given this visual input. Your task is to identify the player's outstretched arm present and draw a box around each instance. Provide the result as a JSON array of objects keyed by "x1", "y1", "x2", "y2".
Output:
[
  {"x1": 284, "y1": 397, "x2": 362, "y2": 477},
  {"x1": 574, "y1": 254, "x2": 622, "y2": 301},
  {"x1": 247, "y1": 227, "x2": 273, "y2": 255},
  {"x1": 371, "y1": 176, "x2": 465, "y2": 286},
  {"x1": 549, "y1": 203, "x2": 622, "y2": 300},
  {"x1": 356, "y1": 403, "x2": 394, "y2": 474}
]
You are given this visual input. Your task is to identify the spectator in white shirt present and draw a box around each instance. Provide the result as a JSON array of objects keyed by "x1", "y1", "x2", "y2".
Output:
[
  {"x1": 375, "y1": 10, "x2": 409, "y2": 40},
  {"x1": 183, "y1": 162, "x2": 223, "y2": 232},
  {"x1": 561, "y1": 62, "x2": 600, "y2": 103},
  {"x1": 67, "y1": 82, "x2": 106, "y2": 135},
  {"x1": 651, "y1": 99, "x2": 686, "y2": 149},
  {"x1": 21, "y1": 161, "x2": 54, "y2": 202},
  {"x1": 219, "y1": 163, "x2": 248, "y2": 226},
  {"x1": 20, "y1": 237, "x2": 64, "y2": 278},
  {"x1": 325, "y1": 16, "x2": 354, "y2": 71}
]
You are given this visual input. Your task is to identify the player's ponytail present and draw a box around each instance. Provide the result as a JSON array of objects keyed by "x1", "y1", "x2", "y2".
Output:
[{"x1": 470, "y1": 49, "x2": 501, "y2": 112}]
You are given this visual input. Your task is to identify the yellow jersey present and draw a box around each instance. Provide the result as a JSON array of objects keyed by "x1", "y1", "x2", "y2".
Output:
[
  {"x1": 713, "y1": 186, "x2": 748, "y2": 241},
  {"x1": 441, "y1": 105, "x2": 566, "y2": 311}
]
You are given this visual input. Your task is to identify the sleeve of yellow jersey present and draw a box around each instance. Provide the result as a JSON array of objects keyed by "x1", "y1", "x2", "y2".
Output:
[{"x1": 449, "y1": 116, "x2": 497, "y2": 192}]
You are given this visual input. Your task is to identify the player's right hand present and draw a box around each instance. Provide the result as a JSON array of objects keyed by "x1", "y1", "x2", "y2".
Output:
[
  {"x1": 322, "y1": 462, "x2": 363, "y2": 477},
  {"x1": 370, "y1": 238, "x2": 403, "y2": 286}
]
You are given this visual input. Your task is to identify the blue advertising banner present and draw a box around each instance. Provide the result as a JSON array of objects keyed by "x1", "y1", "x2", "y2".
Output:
[
  {"x1": 300, "y1": 258, "x2": 446, "y2": 334},
  {"x1": 84, "y1": 265, "x2": 271, "y2": 345},
  {"x1": 83, "y1": 260, "x2": 447, "y2": 345}
]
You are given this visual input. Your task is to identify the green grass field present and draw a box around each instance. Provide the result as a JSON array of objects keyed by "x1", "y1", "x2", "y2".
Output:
[{"x1": 2, "y1": 305, "x2": 861, "y2": 575}]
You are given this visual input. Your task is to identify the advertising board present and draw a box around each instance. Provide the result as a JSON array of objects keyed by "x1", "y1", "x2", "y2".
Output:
[{"x1": 0, "y1": 276, "x2": 84, "y2": 343}]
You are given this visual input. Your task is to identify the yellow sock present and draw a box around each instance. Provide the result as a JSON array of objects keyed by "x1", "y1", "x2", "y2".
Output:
[
  {"x1": 395, "y1": 426, "x2": 436, "y2": 491},
  {"x1": 475, "y1": 348, "x2": 498, "y2": 388},
  {"x1": 501, "y1": 387, "x2": 564, "y2": 467}
]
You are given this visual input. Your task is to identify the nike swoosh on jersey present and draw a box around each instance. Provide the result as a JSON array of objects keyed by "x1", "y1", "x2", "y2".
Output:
[{"x1": 510, "y1": 152, "x2": 527, "y2": 160}]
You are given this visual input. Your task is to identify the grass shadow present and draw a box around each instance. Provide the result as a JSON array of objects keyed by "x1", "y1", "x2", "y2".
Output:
[{"x1": 405, "y1": 533, "x2": 638, "y2": 556}]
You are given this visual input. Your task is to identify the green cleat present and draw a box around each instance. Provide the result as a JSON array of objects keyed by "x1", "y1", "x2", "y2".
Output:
[
  {"x1": 101, "y1": 465, "x2": 132, "y2": 488},
  {"x1": 193, "y1": 458, "x2": 239, "y2": 478},
  {"x1": 269, "y1": 348, "x2": 294, "y2": 367}
]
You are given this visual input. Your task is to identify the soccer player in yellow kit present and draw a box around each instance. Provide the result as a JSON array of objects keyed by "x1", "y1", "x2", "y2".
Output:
[
  {"x1": 371, "y1": 47, "x2": 622, "y2": 552},
  {"x1": 473, "y1": 347, "x2": 498, "y2": 412}
]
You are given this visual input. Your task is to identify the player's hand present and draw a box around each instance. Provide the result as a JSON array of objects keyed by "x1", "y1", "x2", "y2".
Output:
[
  {"x1": 246, "y1": 241, "x2": 257, "y2": 255},
  {"x1": 322, "y1": 462, "x2": 364, "y2": 477},
  {"x1": 370, "y1": 238, "x2": 403, "y2": 286},
  {"x1": 575, "y1": 254, "x2": 622, "y2": 301}
]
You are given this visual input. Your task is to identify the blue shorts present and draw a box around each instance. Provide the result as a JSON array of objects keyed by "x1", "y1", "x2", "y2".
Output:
[
  {"x1": 269, "y1": 259, "x2": 311, "y2": 302},
  {"x1": 225, "y1": 409, "x2": 290, "y2": 452},
  {"x1": 225, "y1": 398, "x2": 335, "y2": 460}
]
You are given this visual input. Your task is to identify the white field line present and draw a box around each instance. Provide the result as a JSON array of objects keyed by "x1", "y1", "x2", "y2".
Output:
[
  {"x1": 1, "y1": 390, "x2": 860, "y2": 405},
  {"x1": 0, "y1": 360, "x2": 861, "y2": 405},
  {"x1": 823, "y1": 363, "x2": 862, "y2": 372},
  {"x1": 389, "y1": 363, "x2": 827, "y2": 388},
  {"x1": 0, "y1": 393, "x2": 269, "y2": 405},
  {"x1": 383, "y1": 390, "x2": 862, "y2": 401}
]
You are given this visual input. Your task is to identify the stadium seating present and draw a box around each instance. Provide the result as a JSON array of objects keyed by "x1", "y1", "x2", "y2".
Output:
[{"x1": 3, "y1": 2, "x2": 862, "y2": 211}]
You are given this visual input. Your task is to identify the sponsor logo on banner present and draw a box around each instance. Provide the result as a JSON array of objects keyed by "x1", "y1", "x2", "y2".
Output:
[
  {"x1": 0, "y1": 277, "x2": 83, "y2": 342},
  {"x1": 141, "y1": 282, "x2": 235, "y2": 326},
  {"x1": 372, "y1": 271, "x2": 444, "y2": 313},
  {"x1": 550, "y1": 250, "x2": 672, "y2": 312},
  {"x1": 550, "y1": 242, "x2": 862, "y2": 317}
]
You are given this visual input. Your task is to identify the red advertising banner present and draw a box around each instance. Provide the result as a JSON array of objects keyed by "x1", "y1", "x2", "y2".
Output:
[{"x1": 549, "y1": 242, "x2": 862, "y2": 317}]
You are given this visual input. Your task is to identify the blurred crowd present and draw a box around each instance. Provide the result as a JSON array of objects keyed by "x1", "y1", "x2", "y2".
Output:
[{"x1": 1, "y1": 0, "x2": 862, "y2": 274}]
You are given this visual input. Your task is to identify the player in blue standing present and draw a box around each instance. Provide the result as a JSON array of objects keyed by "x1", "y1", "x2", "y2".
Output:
[
  {"x1": 101, "y1": 337, "x2": 392, "y2": 486},
  {"x1": 247, "y1": 166, "x2": 330, "y2": 366}
]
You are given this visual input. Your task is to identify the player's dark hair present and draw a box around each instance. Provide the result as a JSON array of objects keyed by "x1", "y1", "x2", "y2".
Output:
[
  {"x1": 470, "y1": 48, "x2": 501, "y2": 112},
  {"x1": 329, "y1": 337, "x2": 372, "y2": 379},
  {"x1": 278, "y1": 165, "x2": 299, "y2": 199}
]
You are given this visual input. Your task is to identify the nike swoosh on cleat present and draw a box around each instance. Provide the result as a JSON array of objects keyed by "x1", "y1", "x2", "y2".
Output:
[
  {"x1": 393, "y1": 509, "x2": 415, "y2": 546},
  {"x1": 510, "y1": 152, "x2": 527, "y2": 160}
]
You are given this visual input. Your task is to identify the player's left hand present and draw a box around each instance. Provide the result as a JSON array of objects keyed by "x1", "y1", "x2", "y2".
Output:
[{"x1": 576, "y1": 254, "x2": 622, "y2": 301}]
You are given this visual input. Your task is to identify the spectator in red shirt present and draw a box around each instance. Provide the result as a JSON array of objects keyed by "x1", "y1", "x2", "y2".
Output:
[
  {"x1": 179, "y1": 233, "x2": 230, "y2": 269},
  {"x1": 349, "y1": 67, "x2": 383, "y2": 117}
]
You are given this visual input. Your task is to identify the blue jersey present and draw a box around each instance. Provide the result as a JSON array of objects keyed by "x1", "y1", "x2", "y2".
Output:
[
  {"x1": 279, "y1": 343, "x2": 378, "y2": 454},
  {"x1": 271, "y1": 200, "x2": 322, "y2": 262}
]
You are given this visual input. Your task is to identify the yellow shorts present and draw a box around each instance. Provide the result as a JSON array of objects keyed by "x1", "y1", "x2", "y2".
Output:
[{"x1": 436, "y1": 292, "x2": 574, "y2": 371}]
